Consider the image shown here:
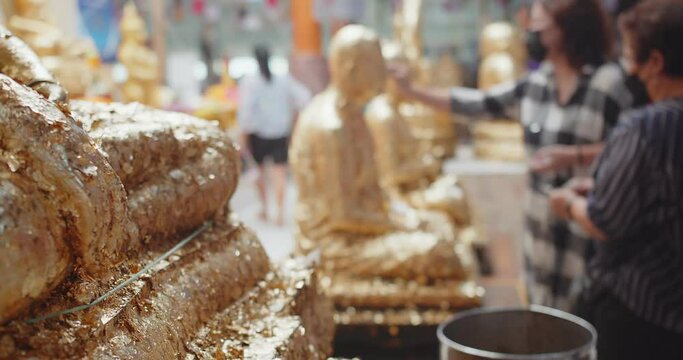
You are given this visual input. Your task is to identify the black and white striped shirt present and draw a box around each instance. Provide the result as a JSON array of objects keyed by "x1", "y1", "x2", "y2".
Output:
[{"x1": 588, "y1": 97, "x2": 683, "y2": 333}]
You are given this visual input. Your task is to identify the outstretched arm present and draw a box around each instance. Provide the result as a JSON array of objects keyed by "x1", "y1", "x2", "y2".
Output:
[{"x1": 388, "y1": 62, "x2": 524, "y2": 118}]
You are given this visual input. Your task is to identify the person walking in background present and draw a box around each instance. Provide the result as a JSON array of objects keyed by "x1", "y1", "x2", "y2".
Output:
[
  {"x1": 389, "y1": 0, "x2": 644, "y2": 312},
  {"x1": 550, "y1": 1, "x2": 683, "y2": 358},
  {"x1": 238, "y1": 45, "x2": 311, "y2": 226}
]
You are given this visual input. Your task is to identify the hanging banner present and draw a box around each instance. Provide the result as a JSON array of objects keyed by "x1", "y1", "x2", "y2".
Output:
[{"x1": 78, "y1": 0, "x2": 120, "y2": 63}]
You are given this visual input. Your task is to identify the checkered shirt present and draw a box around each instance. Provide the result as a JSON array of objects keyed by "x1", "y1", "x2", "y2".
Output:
[{"x1": 450, "y1": 62, "x2": 638, "y2": 311}]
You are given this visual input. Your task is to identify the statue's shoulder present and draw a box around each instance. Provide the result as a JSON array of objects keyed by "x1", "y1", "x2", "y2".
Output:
[{"x1": 299, "y1": 89, "x2": 343, "y2": 134}]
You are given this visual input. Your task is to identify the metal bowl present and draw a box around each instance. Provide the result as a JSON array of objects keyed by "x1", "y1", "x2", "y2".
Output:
[{"x1": 437, "y1": 305, "x2": 596, "y2": 360}]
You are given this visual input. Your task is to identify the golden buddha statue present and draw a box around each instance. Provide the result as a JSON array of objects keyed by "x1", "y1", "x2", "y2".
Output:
[
  {"x1": 0, "y1": 30, "x2": 334, "y2": 358},
  {"x1": 6, "y1": 0, "x2": 97, "y2": 98},
  {"x1": 479, "y1": 21, "x2": 527, "y2": 72},
  {"x1": 430, "y1": 52, "x2": 464, "y2": 88},
  {"x1": 366, "y1": 43, "x2": 472, "y2": 228},
  {"x1": 472, "y1": 22, "x2": 526, "y2": 162},
  {"x1": 194, "y1": 60, "x2": 239, "y2": 130},
  {"x1": 118, "y1": 1, "x2": 162, "y2": 107},
  {"x1": 290, "y1": 25, "x2": 481, "y2": 326},
  {"x1": 392, "y1": 0, "x2": 459, "y2": 161}
]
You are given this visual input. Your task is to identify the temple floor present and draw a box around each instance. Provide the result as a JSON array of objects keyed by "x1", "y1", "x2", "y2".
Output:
[{"x1": 230, "y1": 168, "x2": 298, "y2": 263}]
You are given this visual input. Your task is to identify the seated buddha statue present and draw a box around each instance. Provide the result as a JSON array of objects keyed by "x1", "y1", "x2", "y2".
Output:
[
  {"x1": 472, "y1": 22, "x2": 526, "y2": 162},
  {"x1": 365, "y1": 43, "x2": 471, "y2": 228},
  {"x1": 430, "y1": 52, "x2": 464, "y2": 88},
  {"x1": 117, "y1": 1, "x2": 162, "y2": 107},
  {"x1": 290, "y1": 25, "x2": 480, "y2": 317},
  {"x1": 0, "y1": 27, "x2": 334, "y2": 359},
  {"x1": 392, "y1": 0, "x2": 459, "y2": 161},
  {"x1": 479, "y1": 21, "x2": 527, "y2": 73}
]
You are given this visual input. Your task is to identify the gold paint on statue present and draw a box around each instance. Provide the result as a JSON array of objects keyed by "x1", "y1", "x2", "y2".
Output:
[
  {"x1": 366, "y1": 44, "x2": 472, "y2": 228},
  {"x1": 6, "y1": 0, "x2": 98, "y2": 98},
  {"x1": 392, "y1": 0, "x2": 459, "y2": 161},
  {"x1": 290, "y1": 25, "x2": 481, "y2": 323},
  {"x1": 473, "y1": 22, "x2": 526, "y2": 162},
  {"x1": 0, "y1": 31, "x2": 334, "y2": 357},
  {"x1": 430, "y1": 53, "x2": 464, "y2": 88},
  {"x1": 479, "y1": 22, "x2": 527, "y2": 71},
  {"x1": 0, "y1": 24, "x2": 68, "y2": 109},
  {"x1": 118, "y1": 1, "x2": 162, "y2": 106}
]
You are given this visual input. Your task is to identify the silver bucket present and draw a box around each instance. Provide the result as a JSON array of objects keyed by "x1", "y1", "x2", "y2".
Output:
[{"x1": 437, "y1": 306, "x2": 596, "y2": 360}]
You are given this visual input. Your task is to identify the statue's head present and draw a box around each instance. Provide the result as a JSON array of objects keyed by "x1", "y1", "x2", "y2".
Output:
[
  {"x1": 479, "y1": 22, "x2": 525, "y2": 60},
  {"x1": 329, "y1": 25, "x2": 386, "y2": 105},
  {"x1": 121, "y1": 1, "x2": 147, "y2": 44}
]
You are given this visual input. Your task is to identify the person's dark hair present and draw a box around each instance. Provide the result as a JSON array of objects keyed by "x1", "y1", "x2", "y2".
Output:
[
  {"x1": 254, "y1": 45, "x2": 272, "y2": 82},
  {"x1": 616, "y1": 0, "x2": 642, "y2": 16},
  {"x1": 619, "y1": 0, "x2": 683, "y2": 77},
  {"x1": 539, "y1": 0, "x2": 613, "y2": 69}
]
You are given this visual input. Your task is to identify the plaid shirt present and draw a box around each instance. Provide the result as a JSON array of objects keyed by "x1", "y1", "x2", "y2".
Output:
[{"x1": 450, "y1": 62, "x2": 638, "y2": 311}]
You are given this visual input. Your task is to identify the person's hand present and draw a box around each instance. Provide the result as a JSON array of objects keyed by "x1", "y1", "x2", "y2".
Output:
[
  {"x1": 387, "y1": 62, "x2": 413, "y2": 97},
  {"x1": 565, "y1": 177, "x2": 594, "y2": 197},
  {"x1": 549, "y1": 188, "x2": 579, "y2": 220},
  {"x1": 530, "y1": 145, "x2": 578, "y2": 174}
]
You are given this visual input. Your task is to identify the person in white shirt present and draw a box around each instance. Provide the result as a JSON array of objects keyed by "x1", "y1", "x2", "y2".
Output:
[{"x1": 238, "y1": 45, "x2": 311, "y2": 225}]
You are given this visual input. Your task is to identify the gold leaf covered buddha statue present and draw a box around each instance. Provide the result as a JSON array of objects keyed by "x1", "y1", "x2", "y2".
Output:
[
  {"x1": 473, "y1": 22, "x2": 526, "y2": 162},
  {"x1": 118, "y1": 1, "x2": 162, "y2": 107},
  {"x1": 290, "y1": 25, "x2": 481, "y2": 326},
  {"x1": 0, "y1": 27, "x2": 334, "y2": 359},
  {"x1": 365, "y1": 42, "x2": 472, "y2": 229},
  {"x1": 479, "y1": 21, "x2": 527, "y2": 73}
]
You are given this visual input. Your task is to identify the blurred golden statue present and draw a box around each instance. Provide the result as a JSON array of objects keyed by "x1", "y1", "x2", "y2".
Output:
[
  {"x1": 392, "y1": 0, "x2": 459, "y2": 161},
  {"x1": 5, "y1": 0, "x2": 98, "y2": 98},
  {"x1": 118, "y1": 1, "x2": 162, "y2": 106},
  {"x1": 473, "y1": 22, "x2": 526, "y2": 162},
  {"x1": 430, "y1": 52, "x2": 464, "y2": 88},
  {"x1": 7, "y1": 0, "x2": 60, "y2": 56},
  {"x1": 479, "y1": 21, "x2": 527, "y2": 71},
  {"x1": 290, "y1": 25, "x2": 481, "y2": 326},
  {"x1": 194, "y1": 59, "x2": 239, "y2": 130},
  {"x1": 366, "y1": 43, "x2": 471, "y2": 228},
  {"x1": 0, "y1": 24, "x2": 68, "y2": 109}
]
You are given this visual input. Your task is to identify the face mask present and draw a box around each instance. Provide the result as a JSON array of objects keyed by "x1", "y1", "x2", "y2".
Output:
[
  {"x1": 526, "y1": 31, "x2": 548, "y2": 62},
  {"x1": 625, "y1": 73, "x2": 652, "y2": 105}
]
